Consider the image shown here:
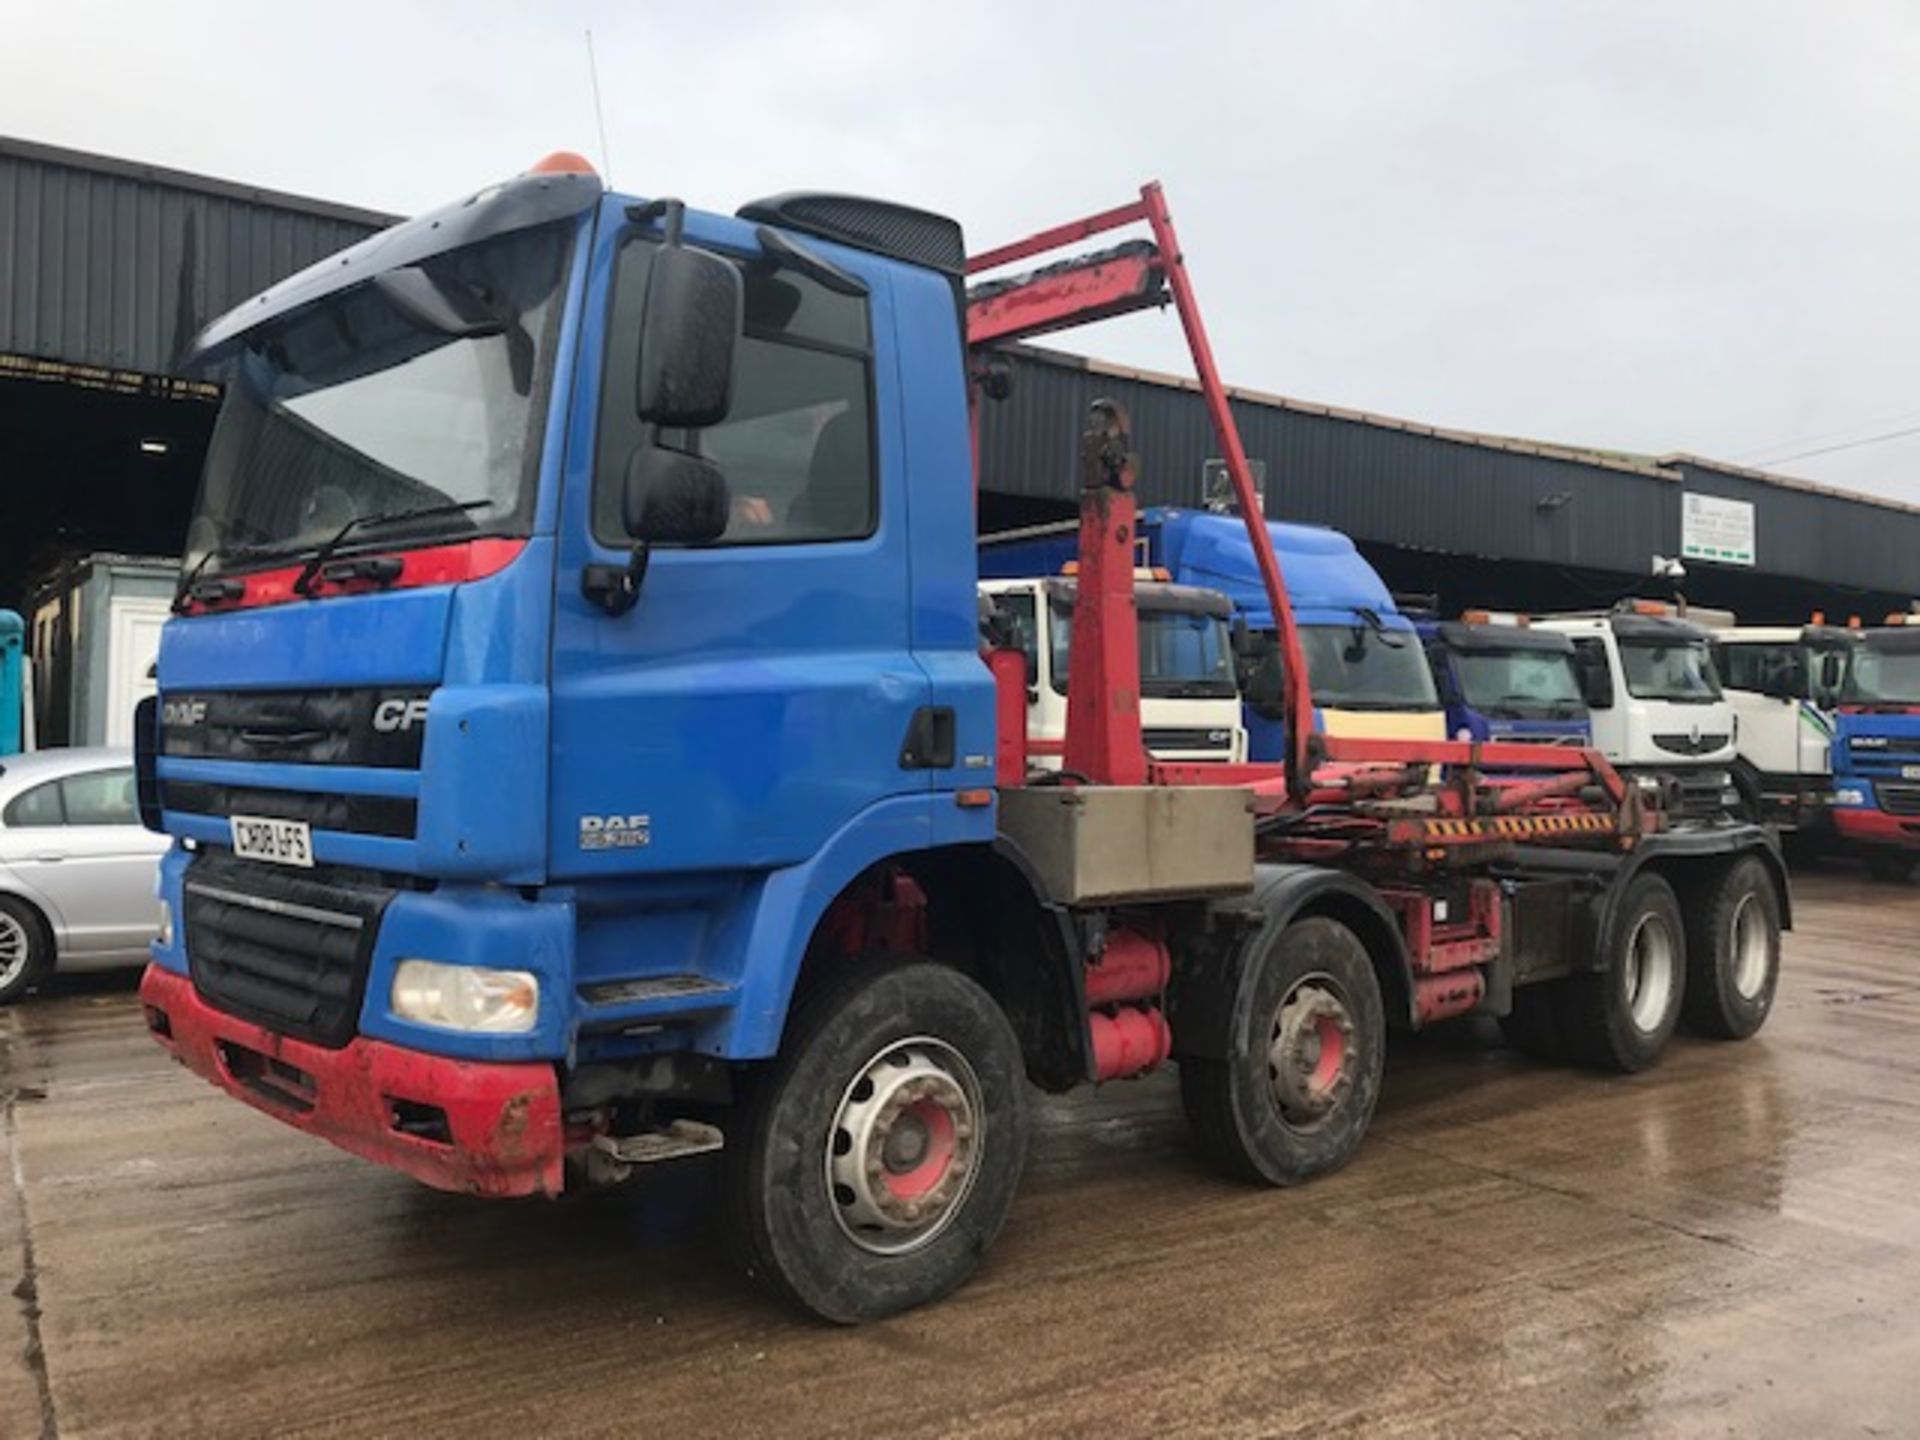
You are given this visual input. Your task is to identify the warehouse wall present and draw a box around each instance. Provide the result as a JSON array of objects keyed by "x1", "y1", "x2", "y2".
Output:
[
  {"x1": 0, "y1": 136, "x2": 390, "y2": 378},
  {"x1": 977, "y1": 347, "x2": 1920, "y2": 605}
]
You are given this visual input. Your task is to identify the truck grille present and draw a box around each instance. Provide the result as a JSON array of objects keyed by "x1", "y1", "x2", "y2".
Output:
[
  {"x1": 1143, "y1": 727, "x2": 1234, "y2": 753},
  {"x1": 1879, "y1": 783, "x2": 1920, "y2": 817},
  {"x1": 161, "y1": 687, "x2": 431, "y2": 768},
  {"x1": 1652, "y1": 732, "x2": 1731, "y2": 757},
  {"x1": 183, "y1": 852, "x2": 398, "y2": 1048},
  {"x1": 161, "y1": 780, "x2": 416, "y2": 839}
]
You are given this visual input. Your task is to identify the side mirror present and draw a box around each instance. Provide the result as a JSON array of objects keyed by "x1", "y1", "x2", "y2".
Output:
[
  {"x1": 623, "y1": 446, "x2": 731, "y2": 545},
  {"x1": 637, "y1": 246, "x2": 743, "y2": 428}
]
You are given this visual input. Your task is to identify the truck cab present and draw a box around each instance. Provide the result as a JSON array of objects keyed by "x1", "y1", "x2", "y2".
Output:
[
  {"x1": 1829, "y1": 620, "x2": 1920, "y2": 872},
  {"x1": 978, "y1": 575, "x2": 1245, "y2": 766},
  {"x1": 981, "y1": 508, "x2": 1443, "y2": 762},
  {"x1": 1416, "y1": 612, "x2": 1589, "y2": 747},
  {"x1": 1534, "y1": 607, "x2": 1737, "y2": 819},
  {"x1": 1707, "y1": 624, "x2": 1847, "y2": 828}
]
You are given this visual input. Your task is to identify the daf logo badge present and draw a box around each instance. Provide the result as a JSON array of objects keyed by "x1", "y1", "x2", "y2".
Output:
[
  {"x1": 580, "y1": 814, "x2": 651, "y2": 850},
  {"x1": 161, "y1": 698, "x2": 208, "y2": 727}
]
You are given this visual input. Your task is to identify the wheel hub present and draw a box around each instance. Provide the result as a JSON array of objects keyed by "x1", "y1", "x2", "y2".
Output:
[
  {"x1": 1625, "y1": 913, "x2": 1676, "y2": 1032},
  {"x1": 1269, "y1": 981, "x2": 1356, "y2": 1125},
  {"x1": 828, "y1": 1039, "x2": 982, "y2": 1255},
  {"x1": 1729, "y1": 892, "x2": 1770, "y2": 999}
]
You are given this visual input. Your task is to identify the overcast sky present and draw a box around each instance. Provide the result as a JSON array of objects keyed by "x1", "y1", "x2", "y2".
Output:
[{"x1": 5, "y1": 1, "x2": 1918, "y2": 501}]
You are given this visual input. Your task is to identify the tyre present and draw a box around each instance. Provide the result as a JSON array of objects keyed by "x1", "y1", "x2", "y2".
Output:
[
  {"x1": 1867, "y1": 852, "x2": 1917, "y2": 883},
  {"x1": 1556, "y1": 872, "x2": 1685, "y2": 1072},
  {"x1": 724, "y1": 959, "x2": 1029, "y2": 1323},
  {"x1": 1680, "y1": 856, "x2": 1780, "y2": 1040},
  {"x1": 1180, "y1": 916, "x2": 1385, "y2": 1186},
  {"x1": 1499, "y1": 980, "x2": 1567, "y2": 1061},
  {"x1": 0, "y1": 896, "x2": 53, "y2": 1006}
]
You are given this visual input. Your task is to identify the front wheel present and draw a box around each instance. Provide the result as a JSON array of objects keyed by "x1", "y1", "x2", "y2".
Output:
[
  {"x1": 724, "y1": 959, "x2": 1029, "y2": 1323},
  {"x1": 1681, "y1": 857, "x2": 1781, "y2": 1040},
  {"x1": 1180, "y1": 916, "x2": 1385, "y2": 1186}
]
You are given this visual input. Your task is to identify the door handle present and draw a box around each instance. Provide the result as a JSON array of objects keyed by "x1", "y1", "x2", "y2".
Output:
[{"x1": 31, "y1": 852, "x2": 66, "y2": 863}]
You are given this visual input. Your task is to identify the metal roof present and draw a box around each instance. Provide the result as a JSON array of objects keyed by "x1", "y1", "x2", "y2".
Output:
[
  {"x1": 0, "y1": 135, "x2": 397, "y2": 377},
  {"x1": 976, "y1": 346, "x2": 1920, "y2": 599}
]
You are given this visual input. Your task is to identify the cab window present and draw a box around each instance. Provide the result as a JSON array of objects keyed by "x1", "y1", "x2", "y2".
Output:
[{"x1": 594, "y1": 239, "x2": 875, "y2": 546}]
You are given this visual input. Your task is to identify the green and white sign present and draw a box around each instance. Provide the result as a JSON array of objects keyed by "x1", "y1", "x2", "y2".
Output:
[{"x1": 1681, "y1": 492, "x2": 1756, "y2": 566}]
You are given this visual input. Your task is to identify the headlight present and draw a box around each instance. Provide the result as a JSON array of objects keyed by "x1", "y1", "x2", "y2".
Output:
[
  {"x1": 156, "y1": 901, "x2": 174, "y2": 948},
  {"x1": 390, "y1": 960, "x2": 539, "y2": 1033},
  {"x1": 1835, "y1": 786, "x2": 1868, "y2": 807}
]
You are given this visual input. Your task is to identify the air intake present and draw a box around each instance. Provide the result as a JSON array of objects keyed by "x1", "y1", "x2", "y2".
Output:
[{"x1": 736, "y1": 192, "x2": 966, "y2": 276}]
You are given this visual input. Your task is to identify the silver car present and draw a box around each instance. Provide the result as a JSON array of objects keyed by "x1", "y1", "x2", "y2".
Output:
[{"x1": 0, "y1": 748, "x2": 169, "y2": 1003}]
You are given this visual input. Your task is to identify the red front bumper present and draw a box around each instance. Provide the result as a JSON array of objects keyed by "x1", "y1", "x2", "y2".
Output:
[
  {"x1": 140, "y1": 965, "x2": 564, "y2": 1198},
  {"x1": 1834, "y1": 808, "x2": 1920, "y2": 850}
]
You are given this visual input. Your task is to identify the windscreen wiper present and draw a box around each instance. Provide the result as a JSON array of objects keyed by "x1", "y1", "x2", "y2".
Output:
[
  {"x1": 171, "y1": 540, "x2": 281, "y2": 614},
  {"x1": 292, "y1": 498, "x2": 492, "y2": 597}
]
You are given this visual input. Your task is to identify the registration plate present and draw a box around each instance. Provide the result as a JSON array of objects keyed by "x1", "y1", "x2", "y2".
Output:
[{"x1": 230, "y1": 815, "x2": 314, "y2": 868}]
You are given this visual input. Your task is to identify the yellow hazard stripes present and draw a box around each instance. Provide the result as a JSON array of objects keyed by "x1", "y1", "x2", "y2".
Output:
[{"x1": 1418, "y1": 812, "x2": 1619, "y2": 840}]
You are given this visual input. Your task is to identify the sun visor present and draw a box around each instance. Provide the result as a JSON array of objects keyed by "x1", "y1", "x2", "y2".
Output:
[{"x1": 186, "y1": 168, "x2": 602, "y2": 368}]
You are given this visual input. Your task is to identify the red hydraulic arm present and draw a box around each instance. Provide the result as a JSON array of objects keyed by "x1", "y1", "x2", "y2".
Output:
[{"x1": 966, "y1": 183, "x2": 1316, "y2": 798}]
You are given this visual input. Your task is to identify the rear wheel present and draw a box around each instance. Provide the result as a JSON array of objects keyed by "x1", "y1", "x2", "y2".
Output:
[
  {"x1": 0, "y1": 897, "x2": 52, "y2": 1006},
  {"x1": 1180, "y1": 916, "x2": 1385, "y2": 1186},
  {"x1": 724, "y1": 959, "x2": 1029, "y2": 1323},
  {"x1": 1681, "y1": 857, "x2": 1781, "y2": 1040},
  {"x1": 1557, "y1": 873, "x2": 1685, "y2": 1072}
]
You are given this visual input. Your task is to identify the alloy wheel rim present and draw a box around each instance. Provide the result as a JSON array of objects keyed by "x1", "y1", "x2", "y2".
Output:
[
  {"x1": 826, "y1": 1037, "x2": 984, "y2": 1256},
  {"x1": 0, "y1": 912, "x2": 28, "y2": 989}
]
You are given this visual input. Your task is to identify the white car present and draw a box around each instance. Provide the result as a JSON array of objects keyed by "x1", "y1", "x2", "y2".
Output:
[{"x1": 0, "y1": 747, "x2": 169, "y2": 1003}]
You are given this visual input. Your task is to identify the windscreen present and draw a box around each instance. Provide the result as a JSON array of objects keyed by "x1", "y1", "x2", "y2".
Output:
[
  {"x1": 1298, "y1": 624, "x2": 1440, "y2": 711},
  {"x1": 1619, "y1": 639, "x2": 1722, "y2": 703},
  {"x1": 1843, "y1": 643, "x2": 1920, "y2": 704},
  {"x1": 1453, "y1": 647, "x2": 1584, "y2": 717},
  {"x1": 186, "y1": 221, "x2": 572, "y2": 574},
  {"x1": 1050, "y1": 602, "x2": 1237, "y2": 699}
]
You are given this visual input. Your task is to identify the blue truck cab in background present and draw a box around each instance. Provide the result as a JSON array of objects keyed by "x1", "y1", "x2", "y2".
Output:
[
  {"x1": 0, "y1": 610, "x2": 22, "y2": 756},
  {"x1": 1415, "y1": 614, "x2": 1590, "y2": 748},
  {"x1": 1829, "y1": 622, "x2": 1920, "y2": 873},
  {"x1": 980, "y1": 508, "x2": 1443, "y2": 761}
]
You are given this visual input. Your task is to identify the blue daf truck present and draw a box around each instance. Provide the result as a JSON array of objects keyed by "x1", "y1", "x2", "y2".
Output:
[
  {"x1": 981, "y1": 509, "x2": 1444, "y2": 761},
  {"x1": 138, "y1": 160, "x2": 1788, "y2": 1323},
  {"x1": 1416, "y1": 613, "x2": 1591, "y2": 747},
  {"x1": 1829, "y1": 621, "x2": 1920, "y2": 878}
]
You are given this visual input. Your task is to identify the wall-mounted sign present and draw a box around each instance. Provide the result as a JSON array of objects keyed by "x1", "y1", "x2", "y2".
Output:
[
  {"x1": 1681, "y1": 492, "x2": 1756, "y2": 567},
  {"x1": 1201, "y1": 458, "x2": 1267, "y2": 514}
]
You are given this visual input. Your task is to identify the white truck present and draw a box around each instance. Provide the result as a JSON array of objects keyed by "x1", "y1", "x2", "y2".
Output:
[
  {"x1": 1535, "y1": 605, "x2": 1739, "y2": 821},
  {"x1": 980, "y1": 574, "x2": 1246, "y2": 766},
  {"x1": 1706, "y1": 623, "x2": 1849, "y2": 828}
]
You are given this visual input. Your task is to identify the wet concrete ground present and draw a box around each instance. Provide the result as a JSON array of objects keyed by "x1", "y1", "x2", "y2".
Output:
[{"x1": 3, "y1": 865, "x2": 1918, "y2": 1438}]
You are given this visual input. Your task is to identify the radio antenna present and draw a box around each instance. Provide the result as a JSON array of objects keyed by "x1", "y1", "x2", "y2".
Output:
[{"x1": 585, "y1": 29, "x2": 614, "y2": 185}]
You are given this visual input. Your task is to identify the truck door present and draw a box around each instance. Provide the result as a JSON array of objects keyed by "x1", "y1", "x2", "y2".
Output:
[{"x1": 549, "y1": 218, "x2": 929, "y2": 878}]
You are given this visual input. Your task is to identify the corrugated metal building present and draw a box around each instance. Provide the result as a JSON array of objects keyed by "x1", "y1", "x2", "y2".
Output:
[
  {"x1": 0, "y1": 134, "x2": 1913, "y2": 623},
  {"x1": 976, "y1": 347, "x2": 1920, "y2": 619},
  {"x1": 0, "y1": 136, "x2": 393, "y2": 610},
  {"x1": 1, "y1": 135, "x2": 391, "y2": 377}
]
